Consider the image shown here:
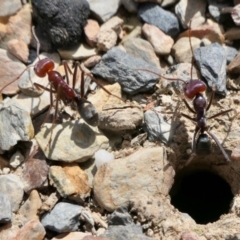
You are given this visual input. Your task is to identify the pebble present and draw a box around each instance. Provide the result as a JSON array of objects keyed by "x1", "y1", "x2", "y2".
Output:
[
  {"x1": 49, "y1": 164, "x2": 91, "y2": 200},
  {"x1": 97, "y1": 16, "x2": 123, "y2": 51},
  {"x1": 108, "y1": 206, "x2": 133, "y2": 226},
  {"x1": 19, "y1": 148, "x2": 49, "y2": 193},
  {"x1": 18, "y1": 190, "x2": 42, "y2": 223},
  {"x1": 121, "y1": 0, "x2": 138, "y2": 13},
  {"x1": 175, "y1": 0, "x2": 206, "y2": 28},
  {"x1": 83, "y1": 55, "x2": 102, "y2": 68},
  {"x1": 123, "y1": 37, "x2": 160, "y2": 67},
  {"x1": 224, "y1": 45, "x2": 238, "y2": 64},
  {"x1": 0, "y1": 174, "x2": 24, "y2": 212},
  {"x1": 0, "y1": 0, "x2": 22, "y2": 17},
  {"x1": 172, "y1": 37, "x2": 201, "y2": 63},
  {"x1": 93, "y1": 147, "x2": 175, "y2": 211},
  {"x1": 32, "y1": 0, "x2": 90, "y2": 48},
  {"x1": 144, "y1": 108, "x2": 172, "y2": 144},
  {"x1": 84, "y1": 19, "x2": 100, "y2": 48},
  {"x1": 98, "y1": 104, "x2": 143, "y2": 131},
  {"x1": 12, "y1": 219, "x2": 46, "y2": 240},
  {"x1": 179, "y1": 20, "x2": 225, "y2": 44},
  {"x1": 227, "y1": 51, "x2": 240, "y2": 74},
  {"x1": 102, "y1": 224, "x2": 151, "y2": 240},
  {"x1": 91, "y1": 47, "x2": 161, "y2": 95},
  {"x1": 181, "y1": 231, "x2": 200, "y2": 240},
  {"x1": 0, "y1": 4, "x2": 32, "y2": 50},
  {"x1": 142, "y1": 23, "x2": 174, "y2": 55},
  {"x1": 9, "y1": 150, "x2": 24, "y2": 168},
  {"x1": 6, "y1": 39, "x2": 29, "y2": 63},
  {"x1": 35, "y1": 120, "x2": 109, "y2": 162},
  {"x1": 0, "y1": 98, "x2": 34, "y2": 151},
  {"x1": 194, "y1": 42, "x2": 227, "y2": 95},
  {"x1": 52, "y1": 232, "x2": 92, "y2": 240},
  {"x1": 208, "y1": 0, "x2": 233, "y2": 22},
  {"x1": 58, "y1": 43, "x2": 98, "y2": 60},
  {"x1": 88, "y1": 0, "x2": 121, "y2": 22},
  {"x1": 41, "y1": 202, "x2": 83, "y2": 233},
  {"x1": 138, "y1": 3, "x2": 180, "y2": 38},
  {"x1": 94, "y1": 149, "x2": 114, "y2": 169},
  {"x1": 0, "y1": 192, "x2": 12, "y2": 223},
  {"x1": 0, "y1": 49, "x2": 31, "y2": 95}
]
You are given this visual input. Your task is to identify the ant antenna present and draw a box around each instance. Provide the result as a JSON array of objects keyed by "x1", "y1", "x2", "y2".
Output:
[
  {"x1": 137, "y1": 69, "x2": 186, "y2": 84},
  {"x1": 32, "y1": 26, "x2": 41, "y2": 61},
  {"x1": 188, "y1": 19, "x2": 194, "y2": 81}
]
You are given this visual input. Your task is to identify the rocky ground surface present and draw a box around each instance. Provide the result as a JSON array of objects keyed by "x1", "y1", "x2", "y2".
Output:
[{"x1": 1, "y1": 0, "x2": 240, "y2": 239}]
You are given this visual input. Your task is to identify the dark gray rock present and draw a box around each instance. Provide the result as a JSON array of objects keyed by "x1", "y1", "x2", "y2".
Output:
[
  {"x1": 138, "y1": 3, "x2": 180, "y2": 38},
  {"x1": 194, "y1": 43, "x2": 227, "y2": 95},
  {"x1": 32, "y1": 0, "x2": 90, "y2": 48},
  {"x1": 208, "y1": 0, "x2": 233, "y2": 23},
  {"x1": 224, "y1": 45, "x2": 238, "y2": 64},
  {"x1": 108, "y1": 206, "x2": 133, "y2": 226},
  {"x1": 41, "y1": 202, "x2": 83, "y2": 233},
  {"x1": 144, "y1": 108, "x2": 171, "y2": 144},
  {"x1": 0, "y1": 192, "x2": 12, "y2": 223},
  {"x1": 102, "y1": 224, "x2": 152, "y2": 240},
  {"x1": 91, "y1": 47, "x2": 161, "y2": 95}
]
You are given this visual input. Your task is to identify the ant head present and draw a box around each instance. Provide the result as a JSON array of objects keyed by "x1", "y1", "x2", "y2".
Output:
[
  {"x1": 34, "y1": 58, "x2": 55, "y2": 78},
  {"x1": 184, "y1": 79, "x2": 207, "y2": 99}
]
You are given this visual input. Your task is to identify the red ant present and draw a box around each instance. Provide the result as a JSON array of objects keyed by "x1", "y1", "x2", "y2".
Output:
[
  {"x1": 0, "y1": 27, "x2": 123, "y2": 146},
  {"x1": 138, "y1": 22, "x2": 233, "y2": 165}
]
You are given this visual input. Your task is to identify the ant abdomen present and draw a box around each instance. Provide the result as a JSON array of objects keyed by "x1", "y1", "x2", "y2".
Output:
[
  {"x1": 34, "y1": 58, "x2": 55, "y2": 77},
  {"x1": 184, "y1": 79, "x2": 207, "y2": 99},
  {"x1": 196, "y1": 133, "x2": 211, "y2": 155},
  {"x1": 75, "y1": 97, "x2": 99, "y2": 126}
]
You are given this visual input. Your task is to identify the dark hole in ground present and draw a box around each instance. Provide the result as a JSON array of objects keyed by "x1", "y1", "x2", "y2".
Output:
[{"x1": 170, "y1": 169, "x2": 233, "y2": 224}]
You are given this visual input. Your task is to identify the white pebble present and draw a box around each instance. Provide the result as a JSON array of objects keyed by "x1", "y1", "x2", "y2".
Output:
[
  {"x1": 10, "y1": 151, "x2": 24, "y2": 168},
  {"x1": 94, "y1": 149, "x2": 114, "y2": 169}
]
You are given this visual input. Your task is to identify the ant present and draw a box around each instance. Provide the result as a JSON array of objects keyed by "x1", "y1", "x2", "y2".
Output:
[
  {"x1": 0, "y1": 27, "x2": 123, "y2": 146},
  {"x1": 138, "y1": 21, "x2": 233, "y2": 165}
]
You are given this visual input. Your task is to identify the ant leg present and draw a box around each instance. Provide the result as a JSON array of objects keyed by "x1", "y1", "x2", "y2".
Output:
[
  {"x1": 62, "y1": 61, "x2": 74, "y2": 85},
  {"x1": 206, "y1": 90, "x2": 215, "y2": 112},
  {"x1": 207, "y1": 130, "x2": 231, "y2": 162},
  {"x1": 208, "y1": 108, "x2": 233, "y2": 120},
  {"x1": 185, "y1": 127, "x2": 200, "y2": 166},
  {"x1": 181, "y1": 113, "x2": 196, "y2": 122},
  {"x1": 78, "y1": 63, "x2": 125, "y2": 102},
  {"x1": 34, "y1": 83, "x2": 56, "y2": 128},
  {"x1": 183, "y1": 98, "x2": 196, "y2": 114}
]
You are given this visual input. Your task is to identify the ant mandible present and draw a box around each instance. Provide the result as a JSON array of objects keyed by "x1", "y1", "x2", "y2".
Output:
[{"x1": 138, "y1": 21, "x2": 233, "y2": 165}]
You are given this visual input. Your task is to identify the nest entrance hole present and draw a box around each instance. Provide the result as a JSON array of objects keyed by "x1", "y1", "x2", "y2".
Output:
[{"x1": 169, "y1": 165, "x2": 234, "y2": 224}]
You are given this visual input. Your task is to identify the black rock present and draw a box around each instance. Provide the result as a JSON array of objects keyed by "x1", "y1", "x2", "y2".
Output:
[
  {"x1": 91, "y1": 47, "x2": 161, "y2": 95},
  {"x1": 194, "y1": 43, "x2": 227, "y2": 95},
  {"x1": 32, "y1": 0, "x2": 90, "y2": 48},
  {"x1": 138, "y1": 3, "x2": 180, "y2": 38}
]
